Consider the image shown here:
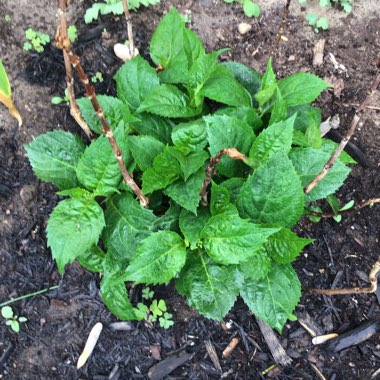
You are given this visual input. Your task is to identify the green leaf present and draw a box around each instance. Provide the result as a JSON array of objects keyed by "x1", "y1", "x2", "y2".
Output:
[
  {"x1": 278, "y1": 73, "x2": 330, "y2": 107},
  {"x1": 306, "y1": 13, "x2": 318, "y2": 26},
  {"x1": 265, "y1": 229, "x2": 314, "y2": 264},
  {"x1": 77, "y1": 245, "x2": 106, "y2": 272},
  {"x1": 152, "y1": 201, "x2": 181, "y2": 232},
  {"x1": 164, "y1": 169, "x2": 205, "y2": 214},
  {"x1": 77, "y1": 95, "x2": 138, "y2": 134},
  {"x1": 171, "y1": 119, "x2": 208, "y2": 154},
  {"x1": 1, "y1": 306, "x2": 13, "y2": 319},
  {"x1": 269, "y1": 87, "x2": 288, "y2": 125},
  {"x1": 115, "y1": 55, "x2": 160, "y2": 111},
  {"x1": 120, "y1": 231, "x2": 187, "y2": 284},
  {"x1": 127, "y1": 135, "x2": 165, "y2": 171},
  {"x1": 316, "y1": 16, "x2": 329, "y2": 30},
  {"x1": 169, "y1": 148, "x2": 209, "y2": 180},
  {"x1": 201, "y1": 66, "x2": 252, "y2": 107},
  {"x1": 103, "y1": 193, "x2": 157, "y2": 263},
  {"x1": 138, "y1": 84, "x2": 201, "y2": 118},
  {"x1": 249, "y1": 115, "x2": 295, "y2": 168},
  {"x1": 179, "y1": 207, "x2": 210, "y2": 248},
  {"x1": 47, "y1": 198, "x2": 105, "y2": 272},
  {"x1": 25, "y1": 131, "x2": 85, "y2": 190},
  {"x1": 100, "y1": 275, "x2": 138, "y2": 320},
  {"x1": 11, "y1": 320, "x2": 20, "y2": 333},
  {"x1": 76, "y1": 125, "x2": 131, "y2": 196},
  {"x1": 289, "y1": 147, "x2": 351, "y2": 202},
  {"x1": 236, "y1": 247, "x2": 272, "y2": 282},
  {"x1": 201, "y1": 213, "x2": 280, "y2": 265},
  {"x1": 215, "y1": 106, "x2": 263, "y2": 132},
  {"x1": 18, "y1": 317, "x2": 27, "y2": 323},
  {"x1": 320, "y1": 139, "x2": 357, "y2": 164},
  {"x1": 243, "y1": 0, "x2": 260, "y2": 17},
  {"x1": 176, "y1": 252, "x2": 239, "y2": 320},
  {"x1": 131, "y1": 113, "x2": 174, "y2": 144},
  {"x1": 220, "y1": 177, "x2": 245, "y2": 203},
  {"x1": 255, "y1": 58, "x2": 276, "y2": 109},
  {"x1": 210, "y1": 181, "x2": 237, "y2": 216},
  {"x1": 142, "y1": 148, "x2": 182, "y2": 194},
  {"x1": 237, "y1": 151, "x2": 304, "y2": 227},
  {"x1": 56, "y1": 187, "x2": 92, "y2": 199},
  {"x1": 240, "y1": 262, "x2": 301, "y2": 332},
  {"x1": 205, "y1": 114, "x2": 254, "y2": 177}
]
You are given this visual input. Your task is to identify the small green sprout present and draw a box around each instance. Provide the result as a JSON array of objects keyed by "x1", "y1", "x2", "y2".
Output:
[
  {"x1": 91, "y1": 71, "x2": 104, "y2": 84},
  {"x1": 306, "y1": 13, "x2": 329, "y2": 33},
  {"x1": 68, "y1": 25, "x2": 78, "y2": 43},
  {"x1": 142, "y1": 287, "x2": 154, "y2": 300},
  {"x1": 224, "y1": 0, "x2": 260, "y2": 18},
  {"x1": 23, "y1": 28, "x2": 50, "y2": 53},
  {"x1": 327, "y1": 195, "x2": 355, "y2": 222},
  {"x1": 51, "y1": 89, "x2": 69, "y2": 105},
  {"x1": 4, "y1": 15, "x2": 11, "y2": 22},
  {"x1": 159, "y1": 313, "x2": 174, "y2": 328},
  {"x1": 1, "y1": 306, "x2": 27, "y2": 333}
]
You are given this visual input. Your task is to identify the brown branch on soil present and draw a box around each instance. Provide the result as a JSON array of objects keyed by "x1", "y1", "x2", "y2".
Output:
[
  {"x1": 273, "y1": 0, "x2": 291, "y2": 52},
  {"x1": 57, "y1": 1, "x2": 92, "y2": 139},
  {"x1": 121, "y1": 0, "x2": 136, "y2": 57},
  {"x1": 200, "y1": 148, "x2": 247, "y2": 206},
  {"x1": 305, "y1": 256, "x2": 380, "y2": 296},
  {"x1": 305, "y1": 73, "x2": 380, "y2": 194},
  {"x1": 56, "y1": 0, "x2": 149, "y2": 207},
  {"x1": 306, "y1": 197, "x2": 380, "y2": 218}
]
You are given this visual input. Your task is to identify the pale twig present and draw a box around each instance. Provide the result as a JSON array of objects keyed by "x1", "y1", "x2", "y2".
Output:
[
  {"x1": 305, "y1": 73, "x2": 380, "y2": 194},
  {"x1": 121, "y1": 0, "x2": 136, "y2": 57},
  {"x1": 306, "y1": 256, "x2": 380, "y2": 295}
]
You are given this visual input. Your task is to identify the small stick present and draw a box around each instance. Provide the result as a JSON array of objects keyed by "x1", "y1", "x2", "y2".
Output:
[
  {"x1": 77, "y1": 322, "x2": 103, "y2": 369},
  {"x1": 121, "y1": 0, "x2": 136, "y2": 57},
  {"x1": 305, "y1": 256, "x2": 380, "y2": 295},
  {"x1": 200, "y1": 148, "x2": 247, "y2": 206},
  {"x1": 222, "y1": 337, "x2": 240, "y2": 358},
  {"x1": 305, "y1": 73, "x2": 380, "y2": 194},
  {"x1": 204, "y1": 340, "x2": 222, "y2": 373},
  {"x1": 273, "y1": 0, "x2": 291, "y2": 52},
  {"x1": 306, "y1": 197, "x2": 380, "y2": 218},
  {"x1": 57, "y1": 1, "x2": 148, "y2": 207},
  {"x1": 57, "y1": 3, "x2": 92, "y2": 139}
]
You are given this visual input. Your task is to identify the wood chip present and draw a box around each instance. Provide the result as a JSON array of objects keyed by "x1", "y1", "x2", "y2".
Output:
[
  {"x1": 313, "y1": 39, "x2": 325, "y2": 67},
  {"x1": 205, "y1": 340, "x2": 222, "y2": 373},
  {"x1": 222, "y1": 337, "x2": 240, "y2": 358},
  {"x1": 77, "y1": 322, "x2": 103, "y2": 369},
  {"x1": 148, "y1": 351, "x2": 193, "y2": 380},
  {"x1": 312, "y1": 333, "x2": 339, "y2": 345}
]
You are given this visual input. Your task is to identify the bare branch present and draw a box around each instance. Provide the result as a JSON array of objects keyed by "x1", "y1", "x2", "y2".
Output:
[
  {"x1": 121, "y1": 0, "x2": 137, "y2": 57},
  {"x1": 305, "y1": 73, "x2": 380, "y2": 194}
]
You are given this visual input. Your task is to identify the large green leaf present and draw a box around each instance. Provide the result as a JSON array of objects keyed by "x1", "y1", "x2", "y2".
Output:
[
  {"x1": 120, "y1": 231, "x2": 187, "y2": 284},
  {"x1": 205, "y1": 114, "x2": 254, "y2": 177},
  {"x1": 102, "y1": 193, "x2": 157, "y2": 263},
  {"x1": 236, "y1": 247, "x2": 272, "y2": 282},
  {"x1": 255, "y1": 58, "x2": 277, "y2": 109},
  {"x1": 278, "y1": 72, "x2": 330, "y2": 107},
  {"x1": 138, "y1": 84, "x2": 201, "y2": 118},
  {"x1": 169, "y1": 148, "x2": 209, "y2": 180},
  {"x1": 47, "y1": 198, "x2": 105, "y2": 272},
  {"x1": 289, "y1": 147, "x2": 351, "y2": 202},
  {"x1": 115, "y1": 55, "x2": 160, "y2": 111},
  {"x1": 215, "y1": 106, "x2": 262, "y2": 132},
  {"x1": 78, "y1": 245, "x2": 106, "y2": 272},
  {"x1": 240, "y1": 262, "x2": 301, "y2": 332},
  {"x1": 210, "y1": 181, "x2": 238, "y2": 216},
  {"x1": 25, "y1": 131, "x2": 84, "y2": 190},
  {"x1": 201, "y1": 213, "x2": 280, "y2": 265},
  {"x1": 176, "y1": 252, "x2": 239, "y2": 320},
  {"x1": 249, "y1": 115, "x2": 295, "y2": 168},
  {"x1": 171, "y1": 119, "x2": 208, "y2": 154},
  {"x1": 179, "y1": 207, "x2": 210, "y2": 248},
  {"x1": 265, "y1": 229, "x2": 314, "y2": 264},
  {"x1": 127, "y1": 135, "x2": 165, "y2": 171},
  {"x1": 237, "y1": 151, "x2": 304, "y2": 227},
  {"x1": 164, "y1": 169, "x2": 205, "y2": 214},
  {"x1": 201, "y1": 66, "x2": 252, "y2": 107}
]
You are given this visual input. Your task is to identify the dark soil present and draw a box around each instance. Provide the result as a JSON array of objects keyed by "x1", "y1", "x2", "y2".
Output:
[{"x1": 1, "y1": 0, "x2": 379, "y2": 379}]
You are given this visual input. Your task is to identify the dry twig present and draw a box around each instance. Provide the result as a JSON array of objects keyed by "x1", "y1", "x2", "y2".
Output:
[
  {"x1": 56, "y1": 0, "x2": 148, "y2": 207},
  {"x1": 121, "y1": 0, "x2": 138, "y2": 58},
  {"x1": 305, "y1": 73, "x2": 380, "y2": 194}
]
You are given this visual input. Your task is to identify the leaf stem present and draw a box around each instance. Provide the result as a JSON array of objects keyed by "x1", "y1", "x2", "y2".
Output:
[
  {"x1": 0, "y1": 285, "x2": 59, "y2": 308},
  {"x1": 121, "y1": 0, "x2": 135, "y2": 56}
]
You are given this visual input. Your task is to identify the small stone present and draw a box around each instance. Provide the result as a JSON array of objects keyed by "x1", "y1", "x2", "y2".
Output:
[
  {"x1": 238, "y1": 23, "x2": 252, "y2": 35},
  {"x1": 288, "y1": 55, "x2": 296, "y2": 62}
]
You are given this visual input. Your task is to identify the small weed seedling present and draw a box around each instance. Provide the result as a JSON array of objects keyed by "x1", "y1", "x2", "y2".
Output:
[
  {"x1": 306, "y1": 13, "x2": 329, "y2": 32},
  {"x1": 51, "y1": 89, "x2": 69, "y2": 105},
  {"x1": 26, "y1": 9, "x2": 357, "y2": 333},
  {"x1": 224, "y1": 0, "x2": 260, "y2": 17},
  {"x1": 4, "y1": 15, "x2": 11, "y2": 22},
  {"x1": 68, "y1": 25, "x2": 78, "y2": 43},
  {"x1": 1, "y1": 306, "x2": 27, "y2": 333},
  {"x1": 91, "y1": 71, "x2": 104, "y2": 84},
  {"x1": 23, "y1": 28, "x2": 50, "y2": 53}
]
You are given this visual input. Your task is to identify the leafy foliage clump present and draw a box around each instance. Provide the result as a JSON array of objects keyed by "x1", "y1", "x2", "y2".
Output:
[{"x1": 25, "y1": 8, "x2": 354, "y2": 332}]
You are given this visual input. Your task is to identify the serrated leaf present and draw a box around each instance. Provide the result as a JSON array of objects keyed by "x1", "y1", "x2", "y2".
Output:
[
  {"x1": 201, "y1": 213, "x2": 280, "y2": 265},
  {"x1": 205, "y1": 114, "x2": 254, "y2": 177},
  {"x1": 220, "y1": 177, "x2": 245, "y2": 203},
  {"x1": 265, "y1": 229, "x2": 314, "y2": 264},
  {"x1": 120, "y1": 231, "x2": 186, "y2": 284},
  {"x1": 176, "y1": 252, "x2": 239, "y2": 320},
  {"x1": 127, "y1": 135, "x2": 165, "y2": 171},
  {"x1": 152, "y1": 201, "x2": 181, "y2": 232},
  {"x1": 138, "y1": 84, "x2": 201, "y2": 118},
  {"x1": 240, "y1": 262, "x2": 301, "y2": 332},
  {"x1": 172, "y1": 119, "x2": 208, "y2": 154},
  {"x1": 237, "y1": 151, "x2": 304, "y2": 227},
  {"x1": 164, "y1": 169, "x2": 205, "y2": 214},
  {"x1": 179, "y1": 207, "x2": 210, "y2": 248},
  {"x1": 47, "y1": 198, "x2": 105, "y2": 272},
  {"x1": 215, "y1": 106, "x2": 263, "y2": 132},
  {"x1": 210, "y1": 181, "x2": 237, "y2": 216},
  {"x1": 25, "y1": 131, "x2": 85, "y2": 190},
  {"x1": 76, "y1": 125, "x2": 131, "y2": 196},
  {"x1": 77, "y1": 95, "x2": 138, "y2": 134},
  {"x1": 236, "y1": 247, "x2": 272, "y2": 282},
  {"x1": 131, "y1": 113, "x2": 174, "y2": 144},
  {"x1": 255, "y1": 58, "x2": 276, "y2": 109},
  {"x1": 100, "y1": 275, "x2": 138, "y2": 320},
  {"x1": 278, "y1": 73, "x2": 330, "y2": 107},
  {"x1": 289, "y1": 147, "x2": 351, "y2": 202},
  {"x1": 78, "y1": 245, "x2": 106, "y2": 272},
  {"x1": 201, "y1": 66, "x2": 252, "y2": 107},
  {"x1": 115, "y1": 55, "x2": 160, "y2": 111},
  {"x1": 269, "y1": 87, "x2": 288, "y2": 125},
  {"x1": 249, "y1": 115, "x2": 295, "y2": 168},
  {"x1": 169, "y1": 148, "x2": 209, "y2": 180},
  {"x1": 103, "y1": 193, "x2": 157, "y2": 263},
  {"x1": 320, "y1": 139, "x2": 357, "y2": 164},
  {"x1": 142, "y1": 148, "x2": 182, "y2": 194}
]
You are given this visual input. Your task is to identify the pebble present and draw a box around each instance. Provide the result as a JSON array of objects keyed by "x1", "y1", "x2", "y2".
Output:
[
  {"x1": 288, "y1": 55, "x2": 296, "y2": 61},
  {"x1": 238, "y1": 23, "x2": 252, "y2": 35}
]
